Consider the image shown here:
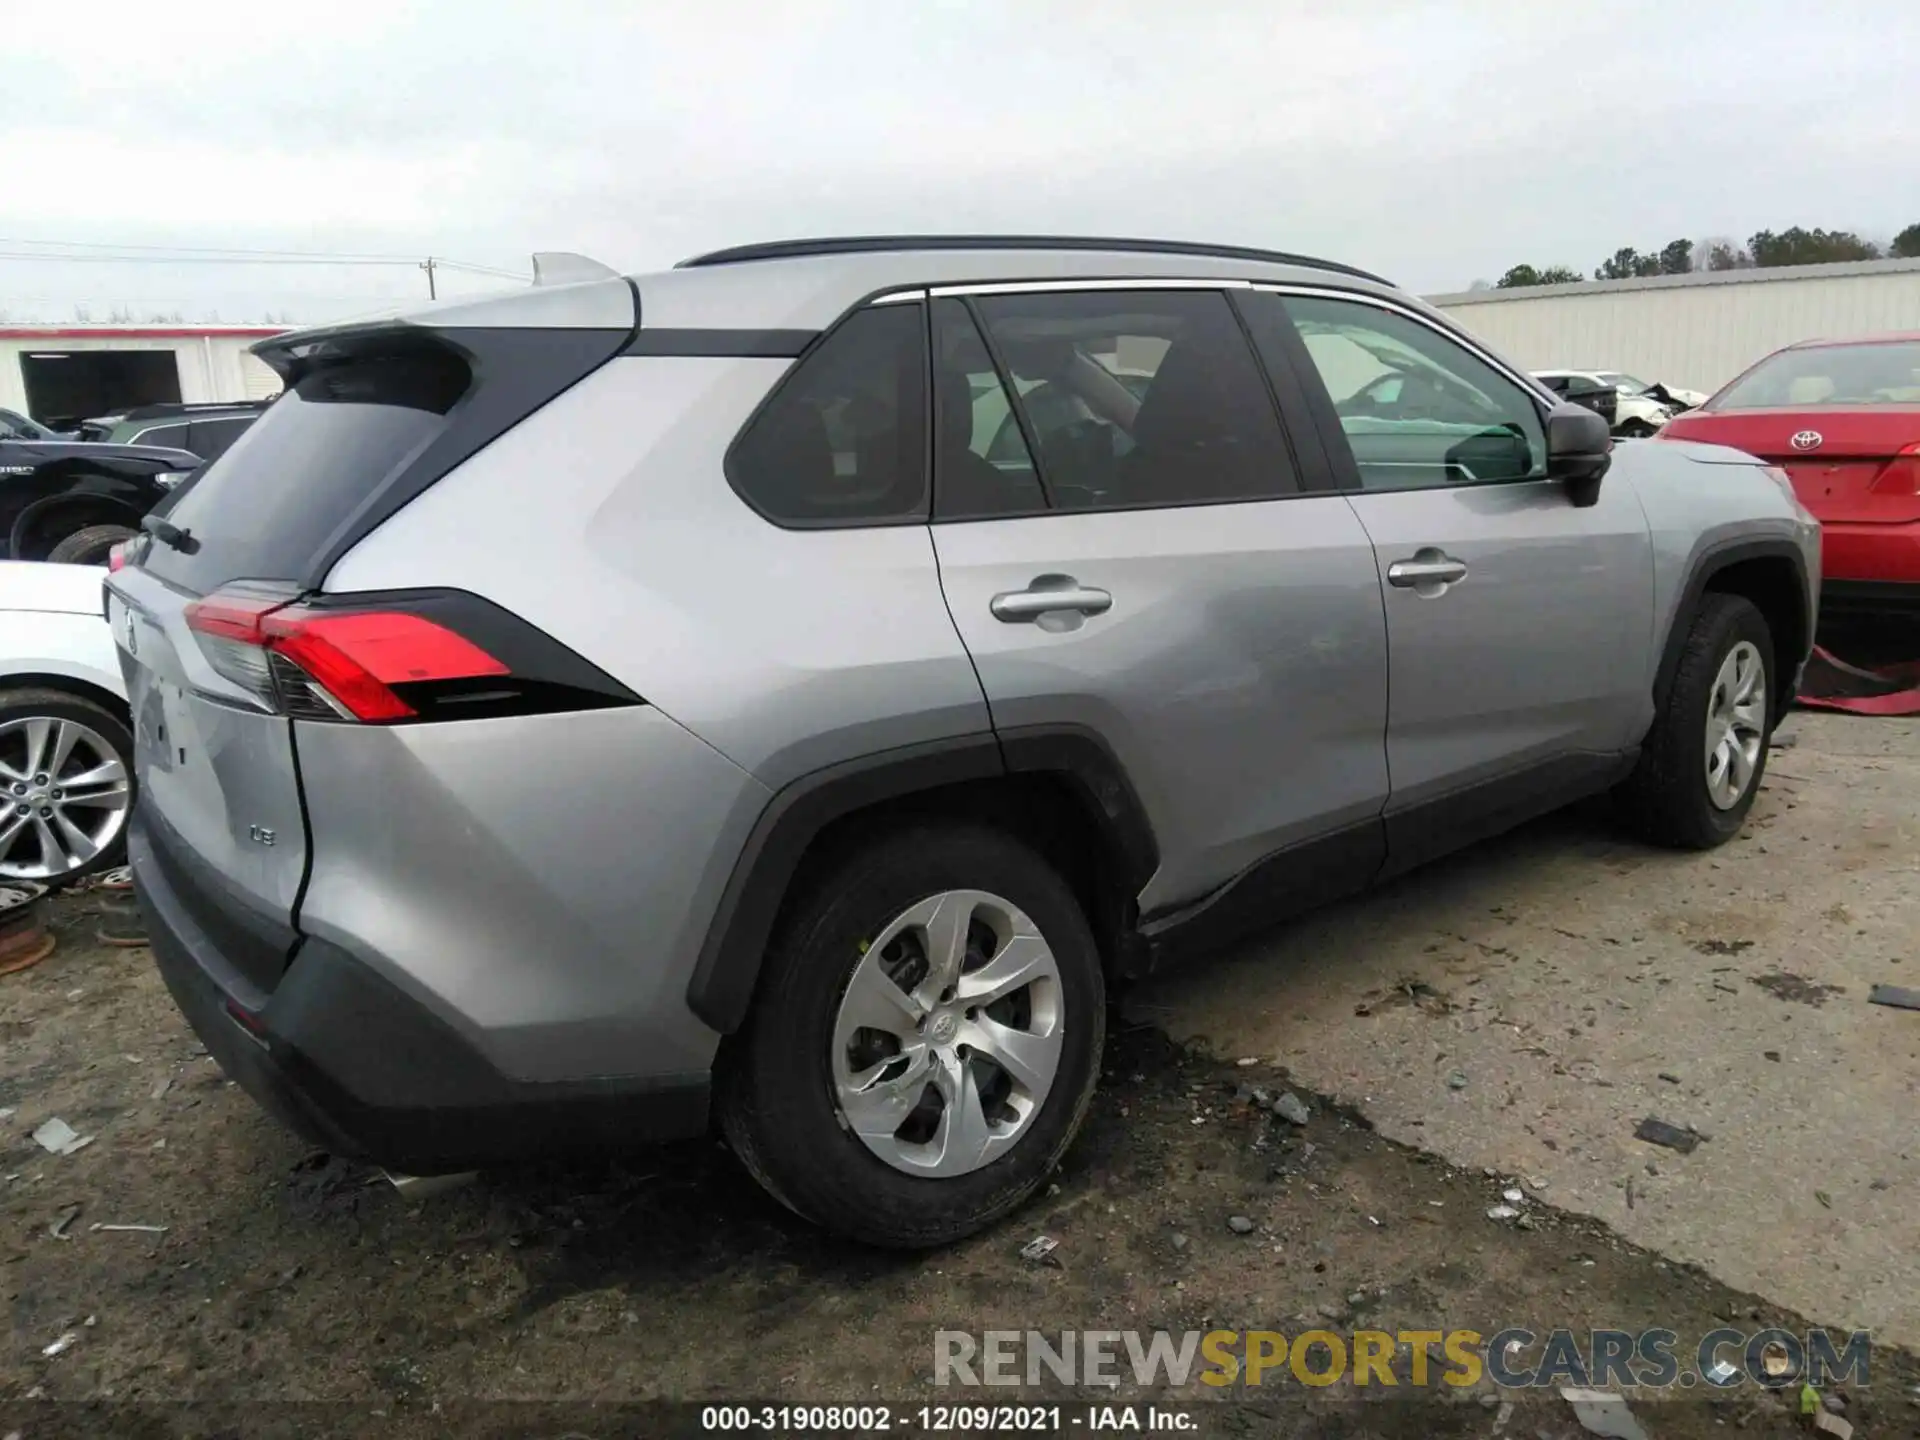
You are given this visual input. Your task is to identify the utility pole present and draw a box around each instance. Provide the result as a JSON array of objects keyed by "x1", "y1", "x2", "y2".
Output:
[{"x1": 420, "y1": 256, "x2": 438, "y2": 300}]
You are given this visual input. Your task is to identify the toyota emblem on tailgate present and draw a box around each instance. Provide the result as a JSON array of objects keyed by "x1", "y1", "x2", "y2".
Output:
[{"x1": 1790, "y1": 430, "x2": 1823, "y2": 451}]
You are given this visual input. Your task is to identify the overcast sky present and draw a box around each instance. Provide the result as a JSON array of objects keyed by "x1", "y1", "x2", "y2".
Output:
[{"x1": 4, "y1": 0, "x2": 1916, "y2": 323}]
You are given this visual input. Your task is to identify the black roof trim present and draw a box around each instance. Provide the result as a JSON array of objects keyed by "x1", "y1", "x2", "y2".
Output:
[{"x1": 676, "y1": 235, "x2": 1391, "y2": 286}]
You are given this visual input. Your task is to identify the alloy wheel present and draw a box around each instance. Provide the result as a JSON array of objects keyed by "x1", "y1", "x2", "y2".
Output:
[{"x1": 0, "y1": 716, "x2": 133, "y2": 881}]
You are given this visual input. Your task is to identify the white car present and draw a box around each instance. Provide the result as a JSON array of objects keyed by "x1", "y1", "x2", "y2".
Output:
[
  {"x1": 1594, "y1": 370, "x2": 1710, "y2": 414},
  {"x1": 0, "y1": 561, "x2": 133, "y2": 884},
  {"x1": 1533, "y1": 369, "x2": 1679, "y2": 438}
]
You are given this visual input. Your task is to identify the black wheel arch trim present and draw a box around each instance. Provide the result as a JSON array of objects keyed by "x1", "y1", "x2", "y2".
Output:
[
  {"x1": 6, "y1": 487, "x2": 156, "y2": 560},
  {"x1": 685, "y1": 725, "x2": 1158, "y2": 1035},
  {"x1": 1653, "y1": 536, "x2": 1813, "y2": 716}
]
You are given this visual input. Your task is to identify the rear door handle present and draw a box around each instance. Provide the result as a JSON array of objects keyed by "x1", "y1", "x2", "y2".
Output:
[
  {"x1": 990, "y1": 575, "x2": 1113, "y2": 622},
  {"x1": 1386, "y1": 550, "x2": 1468, "y2": 589}
]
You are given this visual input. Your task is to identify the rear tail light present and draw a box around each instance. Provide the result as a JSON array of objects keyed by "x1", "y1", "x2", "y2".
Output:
[
  {"x1": 1870, "y1": 442, "x2": 1920, "y2": 496},
  {"x1": 107, "y1": 542, "x2": 130, "y2": 573},
  {"x1": 183, "y1": 587, "x2": 633, "y2": 725}
]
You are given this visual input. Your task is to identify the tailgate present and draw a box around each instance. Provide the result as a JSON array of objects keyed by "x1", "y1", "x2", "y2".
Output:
[
  {"x1": 1781, "y1": 457, "x2": 1920, "y2": 525},
  {"x1": 107, "y1": 565, "x2": 307, "y2": 990},
  {"x1": 1665, "y1": 407, "x2": 1920, "y2": 524}
]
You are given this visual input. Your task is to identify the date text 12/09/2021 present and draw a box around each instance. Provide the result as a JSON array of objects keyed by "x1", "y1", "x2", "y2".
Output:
[{"x1": 701, "y1": 1404, "x2": 1194, "y2": 1432}]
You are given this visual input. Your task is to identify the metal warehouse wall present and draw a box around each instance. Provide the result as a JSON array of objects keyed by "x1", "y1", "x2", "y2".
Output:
[
  {"x1": 1427, "y1": 257, "x2": 1920, "y2": 397},
  {"x1": 0, "y1": 330, "x2": 285, "y2": 417}
]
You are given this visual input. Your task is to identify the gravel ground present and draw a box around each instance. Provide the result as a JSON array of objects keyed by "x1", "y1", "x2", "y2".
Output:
[
  {"x1": 1138, "y1": 709, "x2": 1920, "y2": 1354},
  {"x1": 4, "y1": 883, "x2": 1917, "y2": 1436}
]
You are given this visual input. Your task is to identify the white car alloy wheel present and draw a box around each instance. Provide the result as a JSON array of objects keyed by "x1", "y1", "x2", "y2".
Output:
[
  {"x1": 1704, "y1": 640, "x2": 1766, "y2": 811},
  {"x1": 831, "y1": 889, "x2": 1065, "y2": 1178},
  {"x1": 0, "y1": 713, "x2": 133, "y2": 882}
]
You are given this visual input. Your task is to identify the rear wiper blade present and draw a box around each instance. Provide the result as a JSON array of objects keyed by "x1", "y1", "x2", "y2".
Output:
[{"x1": 140, "y1": 513, "x2": 199, "y2": 554}]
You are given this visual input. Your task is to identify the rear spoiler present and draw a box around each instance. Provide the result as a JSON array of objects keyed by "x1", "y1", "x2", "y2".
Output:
[
  {"x1": 250, "y1": 250, "x2": 631, "y2": 383},
  {"x1": 531, "y1": 252, "x2": 619, "y2": 286}
]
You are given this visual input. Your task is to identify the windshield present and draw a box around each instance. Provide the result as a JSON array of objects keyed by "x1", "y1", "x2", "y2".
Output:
[
  {"x1": 0, "y1": 408, "x2": 56, "y2": 440},
  {"x1": 1597, "y1": 372, "x2": 1650, "y2": 394},
  {"x1": 1712, "y1": 342, "x2": 1920, "y2": 410}
]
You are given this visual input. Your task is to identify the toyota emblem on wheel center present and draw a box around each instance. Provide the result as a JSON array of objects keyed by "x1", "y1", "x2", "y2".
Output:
[{"x1": 1790, "y1": 430, "x2": 1823, "y2": 451}]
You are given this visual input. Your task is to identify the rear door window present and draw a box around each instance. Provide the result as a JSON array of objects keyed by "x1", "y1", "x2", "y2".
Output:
[
  {"x1": 969, "y1": 289, "x2": 1298, "y2": 511},
  {"x1": 930, "y1": 298, "x2": 1046, "y2": 520},
  {"x1": 145, "y1": 346, "x2": 470, "y2": 594}
]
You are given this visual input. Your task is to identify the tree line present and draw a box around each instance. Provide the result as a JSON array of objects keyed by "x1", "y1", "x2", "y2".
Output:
[{"x1": 1485, "y1": 222, "x2": 1920, "y2": 290}]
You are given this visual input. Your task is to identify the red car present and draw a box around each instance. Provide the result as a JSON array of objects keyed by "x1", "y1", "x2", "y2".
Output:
[{"x1": 1660, "y1": 335, "x2": 1920, "y2": 611}]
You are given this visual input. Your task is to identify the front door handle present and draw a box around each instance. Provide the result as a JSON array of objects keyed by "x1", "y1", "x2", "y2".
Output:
[
  {"x1": 990, "y1": 575, "x2": 1113, "y2": 623},
  {"x1": 1386, "y1": 550, "x2": 1469, "y2": 589}
]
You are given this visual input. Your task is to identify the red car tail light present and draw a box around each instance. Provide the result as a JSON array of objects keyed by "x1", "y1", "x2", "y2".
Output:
[
  {"x1": 1869, "y1": 442, "x2": 1920, "y2": 497},
  {"x1": 183, "y1": 587, "x2": 638, "y2": 725},
  {"x1": 107, "y1": 542, "x2": 130, "y2": 573}
]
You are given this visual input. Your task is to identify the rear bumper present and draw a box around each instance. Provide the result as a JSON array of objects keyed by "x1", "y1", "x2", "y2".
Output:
[
  {"x1": 1822, "y1": 520, "x2": 1920, "y2": 589},
  {"x1": 1821, "y1": 579, "x2": 1920, "y2": 614},
  {"x1": 132, "y1": 815, "x2": 710, "y2": 1173}
]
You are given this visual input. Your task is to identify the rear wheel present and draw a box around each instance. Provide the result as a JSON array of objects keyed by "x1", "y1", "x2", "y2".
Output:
[
  {"x1": 46, "y1": 523, "x2": 139, "y2": 566},
  {"x1": 0, "y1": 688, "x2": 136, "y2": 885},
  {"x1": 719, "y1": 824, "x2": 1105, "y2": 1248},
  {"x1": 1617, "y1": 593, "x2": 1773, "y2": 849}
]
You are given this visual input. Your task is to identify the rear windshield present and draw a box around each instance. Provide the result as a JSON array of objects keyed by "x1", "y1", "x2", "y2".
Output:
[
  {"x1": 145, "y1": 347, "x2": 470, "y2": 594},
  {"x1": 1712, "y1": 342, "x2": 1920, "y2": 410}
]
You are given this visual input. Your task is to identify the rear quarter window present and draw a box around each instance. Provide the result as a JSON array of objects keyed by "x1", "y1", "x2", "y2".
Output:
[{"x1": 727, "y1": 304, "x2": 929, "y2": 526}]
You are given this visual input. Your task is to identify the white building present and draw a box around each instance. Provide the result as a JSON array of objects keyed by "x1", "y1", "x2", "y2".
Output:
[
  {"x1": 0, "y1": 324, "x2": 287, "y2": 429},
  {"x1": 1427, "y1": 256, "x2": 1920, "y2": 396}
]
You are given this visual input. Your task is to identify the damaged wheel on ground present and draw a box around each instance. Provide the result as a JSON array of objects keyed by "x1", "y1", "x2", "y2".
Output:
[{"x1": 719, "y1": 824, "x2": 1104, "y2": 1248}]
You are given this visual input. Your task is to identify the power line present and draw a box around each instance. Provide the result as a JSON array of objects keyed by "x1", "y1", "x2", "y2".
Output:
[
  {"x1": 0, "y1": 235, "x2": 498, "y2": 265},
  {"x1": 0, "y1": 252, "x2": 414, "y2": 266},
  {"x1": 0, "y1": 251, "x2": 529, "y2": 279},
  {"x1": 432, "y1": 258, "x2": 531, "y2": 279}
]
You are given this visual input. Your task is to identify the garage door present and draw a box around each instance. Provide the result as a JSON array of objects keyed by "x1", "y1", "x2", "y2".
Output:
[{"x1": 239, "y1": 352, "x2": 283, "y2": 400}]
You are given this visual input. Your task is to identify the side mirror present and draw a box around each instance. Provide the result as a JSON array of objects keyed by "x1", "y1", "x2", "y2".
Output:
[{"x1": 1544, "y1": 401, "x2": 1612, "y2": 508}]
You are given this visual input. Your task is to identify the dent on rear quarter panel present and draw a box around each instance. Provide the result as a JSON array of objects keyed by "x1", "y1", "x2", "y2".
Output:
[
  {"x1": 292, "y1": 706, "x2": 771, "y2": 1083},
  {"x1": 323, "y1": 355, "x2": 993, "y2": 790}
]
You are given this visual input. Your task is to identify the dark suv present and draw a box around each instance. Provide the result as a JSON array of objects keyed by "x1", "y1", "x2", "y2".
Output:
[
  {"x1": 1, "y1": 401, "x2": 269, "y2": 564},
  {"x1": 75, "y1": 400, "x2": 269, "y2": 462}
]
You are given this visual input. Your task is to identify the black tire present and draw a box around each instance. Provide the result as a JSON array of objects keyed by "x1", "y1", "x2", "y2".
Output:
[
  {"x1": 719, "y1": 824, "x2": 1105, "y2": 1248},
  {"x1": 0, "y1": 687, "x2": 136, "y2": 886},
  {"x1": 45, "y1": 523, "x2": 139, "y2": 566},
  {"x1": 1616, "y1": 419, "x2": 1655, "y2": 440},
  {"x1": 1617, "y1": 594, "x2": 1774, "y2": 849}
]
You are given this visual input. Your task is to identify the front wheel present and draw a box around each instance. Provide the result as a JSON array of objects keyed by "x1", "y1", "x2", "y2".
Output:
[
  {"x1": 1616, "y1": 419, "x2": 1656, "y2": 440},
  {"x1": 719, "y1": 824, "x2": 1105, "y2": 1248},
  {"x1": 1617, "y1": 593, "x2": 1773, "y2": 849}
]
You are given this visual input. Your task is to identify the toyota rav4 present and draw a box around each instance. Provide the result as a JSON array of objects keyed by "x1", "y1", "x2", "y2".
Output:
[{"x1": 106, "y1": 236, "x2": 1819, "y2": 1247}]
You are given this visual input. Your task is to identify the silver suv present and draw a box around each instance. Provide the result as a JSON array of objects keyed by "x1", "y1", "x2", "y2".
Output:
[{"x1": 106, "y1": 237, "x2": 1819, "y2": 1247}]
